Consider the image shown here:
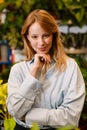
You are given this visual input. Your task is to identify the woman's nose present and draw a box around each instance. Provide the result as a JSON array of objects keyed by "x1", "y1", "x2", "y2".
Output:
[{"x1": 38, "y1": 37, "x2": 45, "y2": 45}]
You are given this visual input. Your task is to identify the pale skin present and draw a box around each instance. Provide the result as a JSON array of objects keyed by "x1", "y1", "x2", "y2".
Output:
[{"x1": 27, "y1": 22, "x2": 53, "y2": 78}]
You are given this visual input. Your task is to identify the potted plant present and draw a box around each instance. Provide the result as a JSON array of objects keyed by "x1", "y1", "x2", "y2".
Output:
[{"x1": 0, "y1": 80, "x2": 16, "y2": 130}]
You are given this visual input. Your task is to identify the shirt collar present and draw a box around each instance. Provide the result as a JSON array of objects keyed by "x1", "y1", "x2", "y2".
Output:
[
  {"x1": 30, "y1": 58, "x2": 34, "y2": 64},
  {"x1": 29, "y1": 57, "x2": 56, "y2": 65}
]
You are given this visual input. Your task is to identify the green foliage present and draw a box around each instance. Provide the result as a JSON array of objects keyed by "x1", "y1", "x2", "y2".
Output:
[
  {"x1": 57, "y1": 125, "x2": 80, "y2": 130},
  {"x1": 0, "y1": 80, "x2": 9, "y2": 119},
  {"x1": 75, "y1": 55, "x2": 87, "y2": 86},
  {"x1": 0, "y1": 0, "x2": 87, "y2": 48},
  {"x1": 0, "y1": 0, "x2": 34, "y2": 48},
  {"x1": 31, "y1": 123, "x2": 40, "y2": 130},
  {"x1": 55, "y1": 0, "x2": 87, "y2": 26},
  {"x1": 0, "y1": 80, "x2": 16, "y2": 129},
  {"x1": 4, "y1": 117, "x2": 16, "y2": 130}
]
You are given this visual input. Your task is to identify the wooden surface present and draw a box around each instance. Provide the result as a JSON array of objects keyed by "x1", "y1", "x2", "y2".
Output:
[{"x1": 65, "y1": 48, "x2": 87, "y2": 54}]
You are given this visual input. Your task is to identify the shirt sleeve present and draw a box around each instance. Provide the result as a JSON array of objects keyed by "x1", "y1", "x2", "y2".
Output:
[
  {"x1": 6, "y1": 63, "x2": 42, "y2": 119},
  {"x1": 25, "y1": 60, "x2": 85, "y2": 128}
]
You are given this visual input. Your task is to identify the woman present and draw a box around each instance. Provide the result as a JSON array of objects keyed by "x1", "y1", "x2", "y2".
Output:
[{"x1": 6, "y1": 9, "x2": 85, "y2": 130}]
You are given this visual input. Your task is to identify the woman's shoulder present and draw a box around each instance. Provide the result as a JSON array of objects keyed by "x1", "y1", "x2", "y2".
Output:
[
  {"x1": 66, "y1": 56, "x2": 77, "y2": 65},
  {"x1": 10, "y1": 60, "x2": 29, "y2": 72},
  {"x1": 12, "y1": 61, "x2": 25, "y2": 68},
  {"x1": 66, "y1": 56, "x2": 78, "y2": 69},
  {"x1": 63, "y1": 57, "x2": 81, "y2": 77}
]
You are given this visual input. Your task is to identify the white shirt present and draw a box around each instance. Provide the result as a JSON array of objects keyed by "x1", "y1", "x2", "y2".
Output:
[{"x1": 6, "y1": 57, "x2": 85, "y2": 128}]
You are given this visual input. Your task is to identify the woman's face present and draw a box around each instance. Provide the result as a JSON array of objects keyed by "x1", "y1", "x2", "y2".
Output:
[{"x1": 27, "y1": 22, "x2": 53, "y2": 54}]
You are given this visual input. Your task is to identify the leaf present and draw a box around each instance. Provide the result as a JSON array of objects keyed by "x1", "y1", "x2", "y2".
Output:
[
  {"x1": 0, "y1": 109, "x2": 4, "y2": 114},
  {"x1": 4, "y1": 117, "x2": 16, "y2": 130},
  {"x1": 30, "y1": 122, "x2": 40, "y2": 130},
  {"x1": 57, "y1": 125, "x2": 76, "y2": 130},
  {"x1": 0, "y1": 80, "x2": 3, "y2": 84},
  {"x1": 75, "y1": 8, "x2": 84, "y2": 22}
]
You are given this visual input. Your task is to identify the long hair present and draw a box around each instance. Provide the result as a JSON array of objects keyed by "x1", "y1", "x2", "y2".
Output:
[{"x1": 21, "y1": 9, "x2": 67, "y2": 71}]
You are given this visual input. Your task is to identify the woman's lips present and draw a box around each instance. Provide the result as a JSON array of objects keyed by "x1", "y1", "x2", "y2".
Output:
[{"x1": 39, "y1": 47, "x2": 46, "y2": 51}]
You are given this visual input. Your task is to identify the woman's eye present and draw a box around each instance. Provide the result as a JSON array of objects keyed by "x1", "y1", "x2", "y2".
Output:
[
  {"x1": 43, "y1": 34, "x2": 50, "y2": 38},
  {"x1": 32, "y1": 36, "x2": 37, "y2": 39}
]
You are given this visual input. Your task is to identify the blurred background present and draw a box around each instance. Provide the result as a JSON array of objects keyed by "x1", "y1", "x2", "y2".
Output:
[{"x1": 0, "y1": 0, "x2": 87, "y2": 130}]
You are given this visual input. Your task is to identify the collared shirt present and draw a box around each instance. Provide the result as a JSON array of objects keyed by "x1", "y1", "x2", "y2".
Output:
[{"x1": 6, "y1": 57, "x2": 85, "y2": 128}]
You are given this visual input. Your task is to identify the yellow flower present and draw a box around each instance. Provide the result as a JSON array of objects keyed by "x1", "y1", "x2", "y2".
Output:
[{"x1": 0, "y1": 80, "x2": 9, "y2": 119}]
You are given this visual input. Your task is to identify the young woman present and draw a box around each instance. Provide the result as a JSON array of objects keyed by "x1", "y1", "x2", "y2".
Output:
[{"x1": 6, "y1": 9, "x2": 85, "y2": 130}]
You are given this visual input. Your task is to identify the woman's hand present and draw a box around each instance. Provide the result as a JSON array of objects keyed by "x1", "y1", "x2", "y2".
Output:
[
  {"x1": 34, "y1": 54, "x2": 51, "y2": 67},
  {"x1": 29, "y1": 54, "x2": 51, "y2": 78}
]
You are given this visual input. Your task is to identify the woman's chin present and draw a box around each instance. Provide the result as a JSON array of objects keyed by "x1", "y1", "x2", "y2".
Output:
[{"x1": 37, "y1": 51, "x2": 48, "y2": 54}]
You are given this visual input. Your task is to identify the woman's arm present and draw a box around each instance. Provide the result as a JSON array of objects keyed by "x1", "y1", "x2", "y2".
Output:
[{"x1": 6, "y1": 63, "x2": 42, "y2": 119}]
